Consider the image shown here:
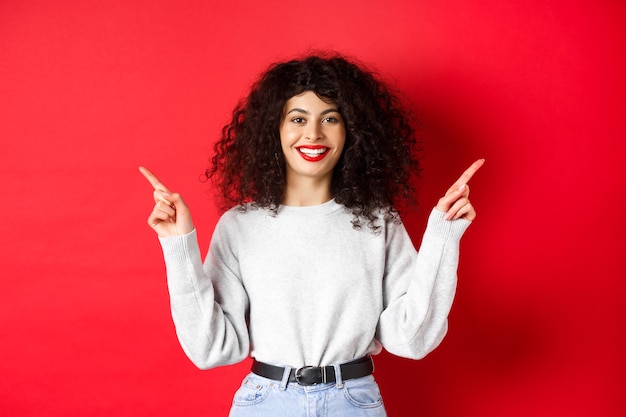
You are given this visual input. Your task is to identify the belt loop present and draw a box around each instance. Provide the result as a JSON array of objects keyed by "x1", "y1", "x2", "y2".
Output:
[
  {"x1": 333, "y1": 363, "x2": 344, "y2": 389},
  {"x1": 279, "y1": 366, "x2": 291, "y2": 391}
]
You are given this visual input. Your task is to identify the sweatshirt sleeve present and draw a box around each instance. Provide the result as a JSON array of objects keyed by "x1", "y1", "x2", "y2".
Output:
[
  {"x1": 158, "y1": 218, "x2": 250, "y2": 369},
  {"x1": 376, "y1": 208, "x2": 470, "y2": 359}
]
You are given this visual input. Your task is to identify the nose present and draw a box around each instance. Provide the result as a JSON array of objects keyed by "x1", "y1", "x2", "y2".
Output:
[{"x1": 304, "y1": 122, "x2": 322, "y2": 141}]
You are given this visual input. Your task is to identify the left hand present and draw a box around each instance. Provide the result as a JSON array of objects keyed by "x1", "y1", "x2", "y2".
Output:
[{"x1": 436, "y1": 159, "x2": 485, "y2": 221}]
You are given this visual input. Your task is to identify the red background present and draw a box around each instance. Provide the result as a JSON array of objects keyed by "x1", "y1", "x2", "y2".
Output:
[{"x1": 1, "y1": 1, "x2": 624, "y2": 416}]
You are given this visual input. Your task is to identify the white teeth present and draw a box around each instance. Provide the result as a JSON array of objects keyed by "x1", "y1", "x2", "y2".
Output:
[{"x1": 298, "y1": 148, "x2": 328, "y2": 156}]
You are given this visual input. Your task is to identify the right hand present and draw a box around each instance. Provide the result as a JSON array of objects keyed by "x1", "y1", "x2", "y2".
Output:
[{"x1": 139, "y1": 166, "x2": 194, "y2": 237}]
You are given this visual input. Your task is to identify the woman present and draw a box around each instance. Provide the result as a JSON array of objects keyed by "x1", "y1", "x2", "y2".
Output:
[{"x1": 140, "y1": 53, "x2": 483, "y2": 416}]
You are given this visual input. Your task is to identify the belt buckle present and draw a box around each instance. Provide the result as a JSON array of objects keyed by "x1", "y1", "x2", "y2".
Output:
[{"x1": 294, "y1": 366, "x2": 326, "y2": 386}]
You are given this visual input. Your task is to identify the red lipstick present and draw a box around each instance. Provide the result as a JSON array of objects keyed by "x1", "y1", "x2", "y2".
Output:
[{"x1": 296, "y1": 146, "x2": 330, "y2": 162}]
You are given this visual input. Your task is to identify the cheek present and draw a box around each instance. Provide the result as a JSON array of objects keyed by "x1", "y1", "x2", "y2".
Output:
[
  {"x1": 336, "y1": 131, "x2": 346, "y2": 154},
  {"x1": 279, "y1": 126, "x2": 296, "y2": 147}
]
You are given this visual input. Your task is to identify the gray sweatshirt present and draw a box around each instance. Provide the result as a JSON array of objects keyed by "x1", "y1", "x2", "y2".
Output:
[{"x1": 159, "y1": 199, "x2": 470, "y2": 369}]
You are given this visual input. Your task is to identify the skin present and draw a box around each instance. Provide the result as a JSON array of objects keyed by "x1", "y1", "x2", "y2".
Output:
[
  {"x1": 138, "y1": 166, "x2": 194, "y2": 237},
  {"x1": 436, "y1": 158, "x2": 485, "y2": 221},
  {"x1": 279, "y1": 91, "x2": 346, "y2": 207}
]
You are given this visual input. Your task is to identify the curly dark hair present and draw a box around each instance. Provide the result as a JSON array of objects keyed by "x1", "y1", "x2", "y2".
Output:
[{"x1": 205, "y1": 52, "x2": 421, "y2": 232}]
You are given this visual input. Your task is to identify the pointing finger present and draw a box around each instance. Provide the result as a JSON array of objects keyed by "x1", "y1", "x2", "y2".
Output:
[
  {"x1": 139, "y1": 166, "x2": 171, "y2": 193},
  {"x1": 451, "y1": 159, "x2": 485, "y2": 188}
]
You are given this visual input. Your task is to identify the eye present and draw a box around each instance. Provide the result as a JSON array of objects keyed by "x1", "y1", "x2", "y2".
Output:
[
  {"x1": 291, "y1": 117, "x2": 305, "y2": 124},
  {"x1": 323, "y1": 116, "x2": 340, "y2": 124}
]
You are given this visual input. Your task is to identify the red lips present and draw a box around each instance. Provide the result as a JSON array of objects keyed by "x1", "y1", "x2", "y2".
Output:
[{"x1": 296, "y1": 145, "x2": 330, "y2": 162}]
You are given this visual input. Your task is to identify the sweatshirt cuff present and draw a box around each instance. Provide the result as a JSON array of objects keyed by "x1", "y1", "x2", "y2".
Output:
[
  {"x1": 158, "y1": 229, "x2": 201, "y2": 265},
  {"x1": 425, "y1": 208, "x2": 471, "y2": 242}
]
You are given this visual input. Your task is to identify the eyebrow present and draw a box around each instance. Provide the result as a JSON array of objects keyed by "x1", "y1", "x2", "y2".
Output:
[{"x1": 286, "y1": 107, "x2": 340, "y2": 115}]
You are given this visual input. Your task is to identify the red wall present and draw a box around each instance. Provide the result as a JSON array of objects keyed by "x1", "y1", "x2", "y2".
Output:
[{"x1": 1, "y1": 1, "x2": 624, "y2": 416}]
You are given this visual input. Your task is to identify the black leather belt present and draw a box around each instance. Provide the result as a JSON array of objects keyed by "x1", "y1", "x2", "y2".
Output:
[{"x1": 251, "y1": 356, "x2": 374, "y2": 386}]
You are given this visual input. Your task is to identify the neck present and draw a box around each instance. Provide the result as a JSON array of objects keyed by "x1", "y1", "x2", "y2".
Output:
[{"x1": 282, "y1": 176, "x2": 333, "y2": 207}]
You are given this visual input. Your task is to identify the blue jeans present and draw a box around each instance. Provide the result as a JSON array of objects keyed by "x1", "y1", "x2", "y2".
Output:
[{"x1": 228, "y1": 371, "x2": 387, "y2": 417}]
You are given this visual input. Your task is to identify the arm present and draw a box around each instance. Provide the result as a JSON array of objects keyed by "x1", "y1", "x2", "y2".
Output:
[
  {"x1": 377, "y1": 210, "x2": 470, "y2": 359},
  {"x1": 159, "y1": 225, "x2": 250, "y2": 369},
  {"x1": 376, "y1": 159, "x2": 483, "y2": 358},
  {"x1": 140, "y1": 167, "x2": 249, "y2": 369}
]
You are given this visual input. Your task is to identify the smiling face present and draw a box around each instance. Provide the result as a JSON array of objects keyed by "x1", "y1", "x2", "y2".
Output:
[{"x1": 279, "y1": 91, "x2": 346, "y2": 190}]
